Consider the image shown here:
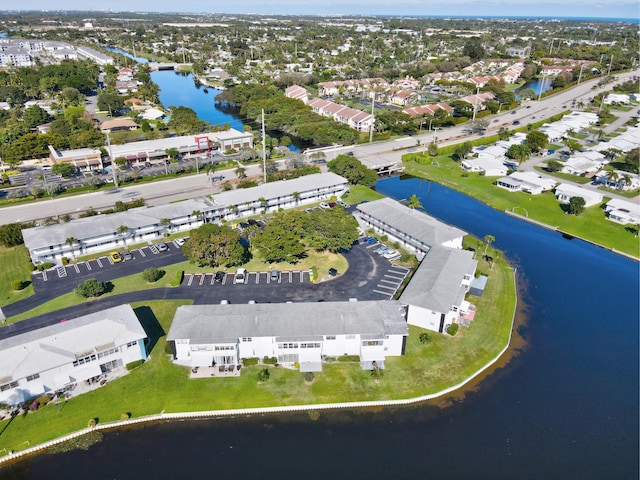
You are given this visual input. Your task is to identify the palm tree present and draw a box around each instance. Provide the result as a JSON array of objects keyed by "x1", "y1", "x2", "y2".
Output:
[
  {"x1": 605, "y1": 170, "x2": 620, "y2": 188},
  {"x1": 205, "y1": 163, "x2": 217, "y2": 184},
  {"x1": 227, "y1": 205, "x2": 239, "y2": 218},
  {"x1": 235, "y1": 166, "x2": 246, "y2": 178},
  {"x1": 407, "y1": 194, "x2": 423, "y2": 210},
  {"x1": 483, "y1": 234, "x2": 495, "y2": 258},
  {"x1": 258, "y1": 197, "x2": 268, "y2": 213},
  {"x1": 159, "y1": 218, "x2": 172, "y2": 235},
  {"x1": 620, "y1": 173, "x2": 632, "y2": 190},
  {"x1": 117, "y1": 225, "x2": 130, "y2": 247},
  {"x1": 192, "y1": 210, "x2": 202, "y2": 225},
  {"x1": 65, "y1": 237, "x2": 78, "y2": 261},
  {"x1": 293, "y1": 191, "x2": 300, "y2": 206}
]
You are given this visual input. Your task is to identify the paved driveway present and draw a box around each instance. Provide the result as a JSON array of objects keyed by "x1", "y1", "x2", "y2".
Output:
[{"x1": 0, "y1": 238, "x2": 410, "y2": 340}]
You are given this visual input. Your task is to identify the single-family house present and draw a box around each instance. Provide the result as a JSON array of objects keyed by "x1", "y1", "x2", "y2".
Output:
[
  {"x1": 99, "y1": 118, "x2": 140, "y2": 133},
  {"x1": 603, "y1": 93, "x2": 630, "y2": 105},
  {"x1": 0, "y1": 304, "x2": 147, "y2": 406},
  {"x1": 497, "y1": 171, "x2": 557, "y2": 194},
  {"x1": 166, "y1": 301, "x2": 408, "y2": 372},
  {"x1": 461, "y1": 157, "x2": 508, "y2": 177},
  {"x1": 604, "y1": 198, "x2": 640, "y2": 225},
  {"x1": 554, "y1": 183, "x2": 603, "y2": 207}
]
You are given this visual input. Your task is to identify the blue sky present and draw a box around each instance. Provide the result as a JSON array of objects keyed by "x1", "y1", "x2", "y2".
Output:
[{"x1": 8, "y1": 1, "x2": 640, "y2": 20}]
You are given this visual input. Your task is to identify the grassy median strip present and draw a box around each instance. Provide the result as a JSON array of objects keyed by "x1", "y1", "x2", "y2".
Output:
[
  {"x1": 403, "y1": 154, "x2": 639, "y2": 258},
  {"x1": 0, "y1": 240, "x2": 516, "y2": 452}
]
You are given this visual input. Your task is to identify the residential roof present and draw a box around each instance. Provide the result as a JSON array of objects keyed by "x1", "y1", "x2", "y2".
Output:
[
  {"x1": 356, "y1": 197, "x2": 466, "y2": 247},
  {"x1": 399, "y1": 246, "x2": 477, "y2": 312},
  {"x1": 100, "y1": 118, "x2": 139, "y2": 131},
  {"x1": 167, "y1": 300, "x2": 408, "y2": 344},
  {"x1": 0, "y1": 304, "x2": 146, "y2": 383},
  {"x1": 211, "y1": 172, "x2": 348, "y2": 208},
  {"x1": 22, "y1": 197, "x2": 217, "y2": 251}
]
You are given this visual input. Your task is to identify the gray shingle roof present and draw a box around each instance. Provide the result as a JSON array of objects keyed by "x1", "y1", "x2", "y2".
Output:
[
  {"x1": 167, "y1": 300, "x2": 407, "y2": 344},
  {"x1": 0, "y1": 304, "x2": 146, "y2": 382},
  {"x1": 357, "y1": 197, "x2": 466, "y2": 248},
  {"x1": 399, "y1": 246, "x2": 477, "y2": 312}
]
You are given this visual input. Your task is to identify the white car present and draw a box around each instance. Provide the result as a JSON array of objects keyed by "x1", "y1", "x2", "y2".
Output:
[
  {"x1": 234, "y1": 268, "x2": 246, "y2": 284},
  {"x1": 175, "y1": 237, "x2": 186, "y2": 246},
  {"x1": 319, "y1": 202, "x2": 330, "y2": 209}
]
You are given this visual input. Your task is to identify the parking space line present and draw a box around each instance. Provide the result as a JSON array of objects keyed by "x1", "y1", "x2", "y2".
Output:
[
  {"x1": 373, "y1": 289, "x2": 394, "y2": 298},
  {"x1": 379, "y1": 279, "x2": 400, "y2": 286},
  {"x1": 42, "y1": 270, "x2": 47, "y2": 281},
  {"x1": 255, "y1": 273, "x2": 259, "y2": 284},
  {"x1": 74, "y1": 264, "x2": 80, "y2": 273},
  {"x1": 375, "y1": 283, "x2": 396, "y2": 291},
  {"x1": 138, "y1": 248, "x2": 146, "y2": 257},
  {"x1": 199, "y1": 274, "x2": 205, "y2": 286},
  {"x1": 96, "y1": 258, "x2": 103, "y2": 268},
  {"x1": 299, "y1": 271, "x2": 304, "y2": 282},
  {"x1": 85, "y1": 261, "x2": 92, "y2": 271},
  {"x1": 210, "y1": 274, "x2": 216, "y2": 285},
  {"x1": 384, "y1": 274, "x2": 405, "y2": 281}
]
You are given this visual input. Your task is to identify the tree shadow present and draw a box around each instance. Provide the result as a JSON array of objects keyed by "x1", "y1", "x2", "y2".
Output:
[{"x1": 133, "y1": 306, "x2": 165, "y2": 354}]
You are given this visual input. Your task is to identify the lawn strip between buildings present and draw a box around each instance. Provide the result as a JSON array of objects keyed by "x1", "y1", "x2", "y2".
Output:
[{"x1": 0, "y1": 244, "x2": 517, "y2": 454}]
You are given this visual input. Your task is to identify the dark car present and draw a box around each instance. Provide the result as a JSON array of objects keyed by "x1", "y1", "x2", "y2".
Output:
[
  {"x1": 214, "y1": 271, "x2": 225, "y2": 283},
  {"x1": 363, "y1": 236, "x2": 377, "y2": 245},
  {"x1": 328, "y1": 268, "x2": 338, "y2": 276}
]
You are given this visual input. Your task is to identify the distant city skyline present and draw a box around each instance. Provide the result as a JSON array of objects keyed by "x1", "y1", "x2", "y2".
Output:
[{"x1": 5, "y1": 1, "x2": 640, "y2": 21}]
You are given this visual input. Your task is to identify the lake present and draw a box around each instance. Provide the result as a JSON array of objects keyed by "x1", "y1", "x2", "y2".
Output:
[{"x1": 3, "y1": 176, "x2": 637, "y2": 480}]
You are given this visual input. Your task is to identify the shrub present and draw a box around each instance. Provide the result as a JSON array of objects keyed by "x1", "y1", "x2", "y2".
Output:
[
  {"x1": 87, "y1": 418, "x2": 97, "y2": 428},
  {"x1": 28, "y1": 262, "x2": 35, "y2": 271},
  {"x1": 61, "y1": 257, "x2": 69, "y2": 265},
  {"x1": 337, "y1": 355, "x2": 360, "y2": 362},
  {"x1": 37, "y1": 261, "x2": 55, "y2": 271},
  {"x1": 142, "y1": 267, "x2": 165, "y2": 283},
  {"x1": 11, "y1": 279, "x2": 25, "y2": 291},
  {"x1": 164, "y1": 342, "x2": 173, "y2": 354},
  {"x1": 170, "y1": 270, "x2": 184, "y2": 287},
  {"x1": 262, "y1": 357, "x2": 278, "y2": 365},
  {"x1": 243, "y1": 357, "x2": 259, "y2": 367},
  {"x1": 447, "y1": 323, "x2": 459, "y2": 336},
  {"x1": 380, "y1": 235, "x2": 388, "y2": 241},
  {"x1": 257, "y1": 368, "x2": 270, "y2": 382},
  {"x1": 419, "y1": 332, "x2": 432, "y2": 345},
  {"x1": 126, "y1": 359, "x2": 144, "y2": 371},
  {"x1": 304, "y1": 372, "x2": 315, "y2": 382},
  {"x1": 75, "y1": 279, "x2": 108, "y2": 298},
  {"x1": 120, "y1": 412, "x2": 131, "y2": 420},
  {"x1": 35, "y1": 394, "x2": 51, "y2": 406}
]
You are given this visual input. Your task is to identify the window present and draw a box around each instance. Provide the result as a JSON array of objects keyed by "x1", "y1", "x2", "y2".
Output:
[
  {"x1": 242, "y1": 337, "x2": 252, "y2": 342},
  {"x1": 127, "y1": 341, "x2": 138, "y2": 348},
  {"x1": 97, "y1": 347, "x2": 120, "y2": 359},
  {"x1": 325, "y1": 335, "x2": 336, "y2": 340},
  {"x1": 214, "y1": 345, "x2": 235, "y2": 351},
  {"x1": 0, "y1": 381, "x2": 19, "y2": 392},
  {"x1": 278, "y1": 343, "x2": 298, "y2": 349},
  {"x1": 26, "y1": 374, "x2": 40, "y2": 382},
  {"x1": 73, "y1": 353, "x2": 97, "y2": 367},
  {"x1": 300, "y1": 342, "x2": 320, "y2": 349},
  {"x1": 362, "y1": 340, "x2": 382, "y2": 346}
]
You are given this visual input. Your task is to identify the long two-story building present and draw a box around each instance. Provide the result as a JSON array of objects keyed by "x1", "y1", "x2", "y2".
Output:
[
  {"x1": 167, "y1": 301, "x2": 408, "y2": 373},
  {"x1": 0, "y1": 304, "x2": 147, "y2": 406}
]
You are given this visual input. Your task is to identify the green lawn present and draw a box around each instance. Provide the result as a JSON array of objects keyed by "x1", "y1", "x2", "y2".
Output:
[
  {"x1": 533, "y1": 166, "x2": 592, "y2": 184},
  {"x1": 341, "y1": 184, "x2": 385, "y2": 204},
  {"x1": 0, "y1": 246, "x2": 35, "y2": 308},
  {"x1": 0, "y1": 245, "x2": 517, "y2": 452},
  {"x1": 403, "y1": 154, "x2": 640, "y2": 258}
]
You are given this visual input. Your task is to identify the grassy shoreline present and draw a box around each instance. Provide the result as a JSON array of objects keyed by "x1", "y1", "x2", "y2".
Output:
[
  {"x1": 402, "y1": 155, "x2": 640, "y2": 259},
  {"x1": 0, "y1": 236, "x2": 517, "y2": 453}
]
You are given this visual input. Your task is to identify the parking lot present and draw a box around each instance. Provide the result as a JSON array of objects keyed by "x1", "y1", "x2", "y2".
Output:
[{"x1": 184, "y1": 269, "x2": 309, "y2": 287}]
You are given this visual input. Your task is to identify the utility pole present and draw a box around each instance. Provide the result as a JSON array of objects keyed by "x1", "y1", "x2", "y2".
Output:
[
  {"x1": 106, "y1": 131, "x2": 118, "y2": 189},
  {"x1": 577, "y1": 64, "x2": 584, "y2": 85},
  {"x1": 369, "y1": 96, "x2": 375, "y2": 144},
  {"x1": 537, "y1": 70, "x2": 546, "y2": 101},
  {"x1": 262, "y1": 109, "x2": 267, "y2": 184},
  {"x1": 607, "y1": 54, "x2": 614, "y2": 76}
]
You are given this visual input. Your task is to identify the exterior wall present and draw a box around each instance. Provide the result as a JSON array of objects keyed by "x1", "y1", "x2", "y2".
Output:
[
  {"x1": 0, "y1": 340, "x2": 145, "y2": 405},
  {"x1": 407, "y1": 305, "x2": 444, "y2": 332}
]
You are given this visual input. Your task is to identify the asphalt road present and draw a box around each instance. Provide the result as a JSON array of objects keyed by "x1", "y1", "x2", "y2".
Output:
[
  {"x1": 0, "y1": 237, "x2": 410, "y2": 340},
  {"x1": 2, "y1": 69, "x2": 637, "y2": 225}
]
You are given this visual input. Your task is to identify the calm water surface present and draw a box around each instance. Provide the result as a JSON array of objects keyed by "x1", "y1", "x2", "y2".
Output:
[{"x1": 1, "y1": 170, "x2": 637, "y2": 479}]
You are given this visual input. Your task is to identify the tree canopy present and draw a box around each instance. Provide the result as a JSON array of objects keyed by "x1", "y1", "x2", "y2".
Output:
[
  {"x1": 327, "y1": 154, "x2": 378, "y2": 186},
  {"x1": 182, "y1": 223, "x2": 246, "y2": 267},
  {"x1": 525, "y1": 130, "x2": 548, "y2": 153}
]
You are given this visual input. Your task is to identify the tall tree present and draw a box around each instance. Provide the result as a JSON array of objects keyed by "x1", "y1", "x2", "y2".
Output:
[{"x1": 183, "y1": 223, "x2": 246, "y2": 267}]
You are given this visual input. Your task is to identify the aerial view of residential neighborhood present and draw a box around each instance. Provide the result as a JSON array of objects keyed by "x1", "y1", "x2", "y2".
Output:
[{"x1": 0, "y1": 8, "x2": 637, "y2": 469}]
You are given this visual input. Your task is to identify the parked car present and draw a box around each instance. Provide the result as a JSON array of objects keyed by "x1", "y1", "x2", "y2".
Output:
[
  {"x1": 155, "y1": 242, "x2": 169, "y2": 252},
  {"x1": 363, "y1": 236, "x2": 377, "y2": 245},
  {"x1": 375, "y1": 245, "x2": 391, "y2": 255},
  {"x1": 214, "y1": 271, "x2": 225, "y2": 283},
  {"x1": 109, "y1": 251, "x2": 122, "y2": 263},
  {"x1": 319, "y1": 202, "x2": 330, "y2": 209},
  {"x1": 337, "y1": 200, "x2": 348, "y2": 208},
  {"x1": 122, "y1": 251, "x2": 133, "y2": 261},
  {"x1": 234, "y1": 268, "x2": 246, "y2": 284},
  {"x1": 270, "y1": 270, "x2": 281, "y2": 282},
  {"x1": 382, "y1": 249, "x2": 398, "y2": 259},
  {"x1": 328, "y1": 268, "x2": 338, "y2": 276},
  {"x1": 175, "y1": 237, "x2": 189, "y2": 247}
]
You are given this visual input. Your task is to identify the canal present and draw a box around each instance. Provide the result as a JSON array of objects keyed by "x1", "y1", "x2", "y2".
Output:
[{"x1": 3, "y1": 176, "x2": 637, "y2": 480}]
